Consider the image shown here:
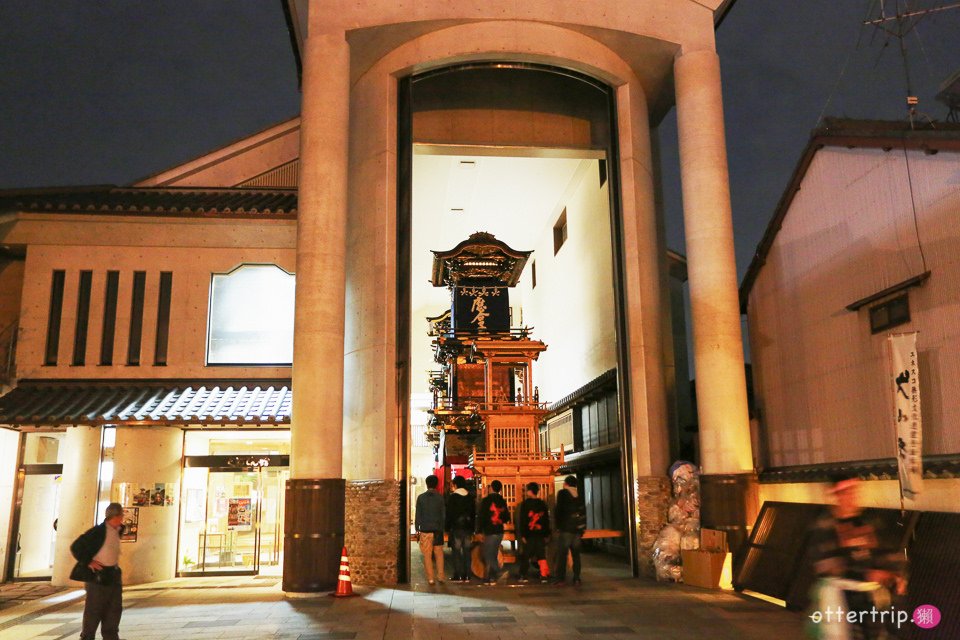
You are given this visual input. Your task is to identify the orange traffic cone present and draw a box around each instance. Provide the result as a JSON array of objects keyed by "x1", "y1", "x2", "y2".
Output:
[{"x1": 332, "y1": 546, "x2": 354, "y2": 597}]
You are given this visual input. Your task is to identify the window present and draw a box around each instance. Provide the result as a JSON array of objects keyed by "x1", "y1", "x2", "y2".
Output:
[
  {"x1": 154, "y1": 272, "x2": 173, "y2": 365},
  {"x1": 531, "y1": 260, "x2": 537, "y2": 289},
  {"x1": 100, "y1": 271, "x2": 119, "y2": 365},
  {"x1": 127, "y1": 271, "x2": 146, "y2": 365},
  {"x1": 44, "y1": 270, "x2": 66, "y2": 365},
  {"x1": 72, "y1": 271, "x2": 93, "y2": 365},
  {"x1": 870, "y1": 294, "x2": 910, "y2": 334},
  {"x1": 553, "y1": 208, "x2": 568, "y2": 254},
  {"x1": 207, "y1": 264, "x2": 294, "y2": 365}
]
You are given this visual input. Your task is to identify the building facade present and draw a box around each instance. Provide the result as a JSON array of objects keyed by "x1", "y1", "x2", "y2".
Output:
[
  {"x1": 742, "y1": 119, "x2": 960, "y2": 512},
  {"x1": 2, "y1": 0, "x2": 757, "y2": 591}
]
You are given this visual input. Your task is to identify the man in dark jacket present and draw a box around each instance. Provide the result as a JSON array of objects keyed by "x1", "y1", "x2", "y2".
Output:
[
  {"x1": 445, "y1": 475, "x2": 475, "y2": 582},
  {"x1": 415, "y1": 474, "x2": 446, "y2": 585},
  {"x1": 552, "y1": 475, "x2": 586, "y2": 586},
  {"x1": 71, "y1": 502, "x2": 125, "y2": 640},
  {"x1": 517, "y1": 481, "x2": 551, "y2": 582},
  {"x1": 477, "y1": 479, "x2": 510, "y2": 584}
]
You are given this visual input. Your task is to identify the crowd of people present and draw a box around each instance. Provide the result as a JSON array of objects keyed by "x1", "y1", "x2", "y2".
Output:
[{"x1": 415, "y1": 474, "x2": 588, "y2": 586}]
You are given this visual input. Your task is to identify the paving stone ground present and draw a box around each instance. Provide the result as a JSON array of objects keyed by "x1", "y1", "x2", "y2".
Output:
[{"x1": 0, "y1": 550, "x2": 807, "y2": 639}]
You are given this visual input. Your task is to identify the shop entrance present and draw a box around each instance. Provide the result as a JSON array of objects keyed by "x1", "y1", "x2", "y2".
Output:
[
  {"x1": 10, "y1": 464, "x2": 62, "y2": 580},
  {"x1": 177, "y1": 458, "x2": 288, "y2": 576},
  {"x1": 6, "y1": 432, "x2": 65, "y2": 581},
  {"x1": 176, "y1": 430, "x2": 289, "y2": 577}
]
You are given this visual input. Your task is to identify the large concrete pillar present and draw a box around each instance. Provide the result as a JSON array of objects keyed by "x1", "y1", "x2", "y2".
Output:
[
  {"x1": 112, "y1": 427, "x2": 182, "y2": 584},
  {"x1": 674, "y1": 48, "x2": 757, "y2": 556},
  {"x1": 51, "y1": 426, "x2": 102, "y2": 586},
  {"x1": 285, "y1": 29, "x2": 350, "y2": 594}
]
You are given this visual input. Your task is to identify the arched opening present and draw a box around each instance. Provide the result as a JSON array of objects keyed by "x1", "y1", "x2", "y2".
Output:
[{"x1": 396, "y1": 63, "x2": 651, "y2": 583}]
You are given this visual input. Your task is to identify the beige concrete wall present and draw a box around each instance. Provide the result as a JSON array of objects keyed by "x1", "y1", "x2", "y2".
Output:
[
  {"x1": 339, "y1": 19, "x2": 672, "y2": 482},
  {"x1": 52, "y1": 425, "x2": 101, "y2": 586},
  {"x1": 12, "y1": 220, "x2": 295, "y2": 380},
  {"x1": 112, "y1": 427, "x2": 183, "y2": 584},
  {"x1": 515, "y1": 159, "x2": 617, "y2": 401},
  {"x1": 747, "y1": 147, "x2": 960, "y2": 466}
]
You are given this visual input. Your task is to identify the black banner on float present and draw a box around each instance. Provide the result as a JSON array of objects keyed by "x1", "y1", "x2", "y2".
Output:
[{"x1": 451, "y1": 281, "x2": 509, "y2": 332}]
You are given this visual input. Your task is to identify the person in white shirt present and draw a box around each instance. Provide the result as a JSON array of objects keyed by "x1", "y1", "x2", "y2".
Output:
[{"x1": 70, "y1": 502, "x2": 125, "y2": 640}]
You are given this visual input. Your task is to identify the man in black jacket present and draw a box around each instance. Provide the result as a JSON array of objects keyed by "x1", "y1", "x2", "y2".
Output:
[
  {"x1": 477, "y1": 480, "x2": 510, "y2": 584},
  {"x1": 517, "y1": 481, "x2": 551, "y2": 582},
  {"x1": 71, "y1": 502, "x2": 125, "y2": 640},
  {"x1": 445, "y1": 475, "x2": 475, "y2": 582},
  {"x1": 552, "y1": 475, "x2": 586, "y2": 586}
]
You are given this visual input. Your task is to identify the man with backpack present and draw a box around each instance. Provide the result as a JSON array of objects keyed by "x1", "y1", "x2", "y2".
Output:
[
  {"x1": 446, "y1": 475, "x2": 475, "y2": 582},
  {"x1": 552, "y1": 475, "x2": 586, "y2": 586},
  {"x1": 517, "y1": 481, "x2": 551, "y2": 583},
  {"x1": 477, "y1": 479, "x2": 510, "y2": 585}
]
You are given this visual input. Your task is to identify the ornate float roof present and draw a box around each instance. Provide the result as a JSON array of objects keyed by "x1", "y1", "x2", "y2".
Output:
[{"x1": 430, "y1": 232, "x2": 532, "y2": 287}]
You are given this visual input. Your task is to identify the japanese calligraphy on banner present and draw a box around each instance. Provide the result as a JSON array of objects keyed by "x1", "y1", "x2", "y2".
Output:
[
  {"x1": 889, "y1": 332, "x2": 922, "y2": 501},
  {"x1": 452, "y1": 283, "x2": 509, "y2": 332}
]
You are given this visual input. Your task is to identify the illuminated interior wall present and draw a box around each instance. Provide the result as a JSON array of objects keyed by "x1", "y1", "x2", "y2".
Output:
[
  {"x1": 515, "y1": 160, "x2": 616, "y2": 402},
  {"x1": 0, "y1": 428, "x2": 19, "y2": 578}
]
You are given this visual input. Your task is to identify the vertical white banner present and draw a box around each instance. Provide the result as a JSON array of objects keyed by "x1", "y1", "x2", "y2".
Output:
[{"x1": 889, "y1": 332, "x2": 923, "y2": 501}]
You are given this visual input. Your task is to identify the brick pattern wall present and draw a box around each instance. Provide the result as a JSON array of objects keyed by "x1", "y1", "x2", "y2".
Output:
[
  {"x1": 344, "y1": 480, "x2": 401, "y2": 585},
  {"x1": 635, "y1": 475, "x2": 671, "y2": 577}
]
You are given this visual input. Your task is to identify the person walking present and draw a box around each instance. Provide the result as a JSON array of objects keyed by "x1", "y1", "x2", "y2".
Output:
[
  {"x1": 517, "y1": 481, "x2": 551, "y2": 583},
  {"x1": 809, "y1": 476, "x2": 907, "y2": 640},
  {"x1": 415, "y1": 474, "x2": 446, "y2": 585},
  {"x1": 477, "y1": 479, "x2": 510, "y2": 585},
  {"x1": 69, "y1": 502, "x2": 125, "y2": 640},
  {"x1": 446, "y1": 475, "x2": 475, "y2": 582},
  {"x1": 552, "y1": 475, "x2": 587, "y2": 586}
]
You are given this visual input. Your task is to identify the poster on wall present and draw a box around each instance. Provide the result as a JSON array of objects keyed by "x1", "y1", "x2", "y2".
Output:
[
  {"x1": 121, "y1": 507, "x2": 139, "y2": 543},
  {"x1": 889, "y1": 332, "x2": 923, "y2": 501},
  {"x1": 113, "y1": 483, "x2": 177, "y2": 507},
  {"x1": 227, "y1": 498, "x2": 253, "y2": 530}
]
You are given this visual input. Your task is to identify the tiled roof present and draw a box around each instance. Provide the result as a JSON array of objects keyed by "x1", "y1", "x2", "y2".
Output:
[
  {"x1": 0, "y1": 380, "x2": 292, "y2": 427},
  {"x1": 0, "y1": 186, "x2": 296, "y2": 218}
]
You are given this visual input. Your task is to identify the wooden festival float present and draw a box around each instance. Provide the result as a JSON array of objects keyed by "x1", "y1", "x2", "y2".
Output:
[{"x1": 425, "y1": 233, "x2": 566, "y2": 564}]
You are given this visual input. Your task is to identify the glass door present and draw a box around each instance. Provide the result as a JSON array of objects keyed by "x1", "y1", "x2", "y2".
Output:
[
  {"x1": 178, "y1": 463, "x2": 288, "y2": 576},
  {"x1": 12, "y1": 467, "x2": 62, "y2": 579}
]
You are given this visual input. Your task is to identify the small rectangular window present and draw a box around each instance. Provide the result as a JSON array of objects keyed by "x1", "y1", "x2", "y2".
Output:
[
  {"x1": 72, "y1": 271, "x2": 93, "y2": 366},
  {"x1": 531, "y1": 260, "x2": 537, "y2": 289},
  {"x1": 154, "y1": 272, "x2": 173, "y2": 365},
  {"x1": 100, "y1": 271, "x2": 120, "y2": 365},
  {"x1": 127, "y1": 271, "x2": 146, "y2": 365},
  {"x1": 869, "y1": 294, "x2": 910, "y2": 334},
  {"x1": 553, "y1": 208, "x2": 568, "y2": 255},
  {"x1": 44, "y1": 270, "x2": 66, "y2": 366}
]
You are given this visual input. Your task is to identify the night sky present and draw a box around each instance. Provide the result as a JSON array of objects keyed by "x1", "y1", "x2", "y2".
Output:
[{"x1": 1, "y1": 1, "x2": 957, "y2": 278}]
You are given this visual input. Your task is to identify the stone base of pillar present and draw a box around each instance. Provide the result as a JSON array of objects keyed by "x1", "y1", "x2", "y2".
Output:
[
  {"x1": 635, "y1": 475, "x2": 671, "y2": 578},
  {"x1": 344, "y1": 480, "x2": 401, "y2": 585},
  {"x1": 700, "y1": 472, "x2": 759, "y2": 565},
  {"x1": 283, "y1": 478, "x2": 346, "y2": 594}
]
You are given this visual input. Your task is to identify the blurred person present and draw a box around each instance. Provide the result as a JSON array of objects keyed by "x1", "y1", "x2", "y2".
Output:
[
  {"x1": 70, "y1": 502, "x2": 125, "y2": 640},
  {"x1": 415, "y1": 474, "x2": 446, "y2": 585},
  {"x1": 477, "y1": 479, "x2": 510, "y2": 585},
  {"x1": 552, "y1": 475, "x2": 587, "y2": 586},
  {"x1": 446, "y1": 475, "x2": 475, "y2": 582},
  {"x1": 810, "y1": 476, "x2": 907, "y2": 640},
  {"x1": 517, "y1": 481, "x2": 551, "y2": 583}
]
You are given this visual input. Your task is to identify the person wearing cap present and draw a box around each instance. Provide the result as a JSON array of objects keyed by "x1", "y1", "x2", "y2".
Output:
[
  {"x1": 70, "y1": 502, "x2": 126, "y2": 640},
  {"x1": 809, "y1": 476, "x2": 907, "y2": 640}
]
